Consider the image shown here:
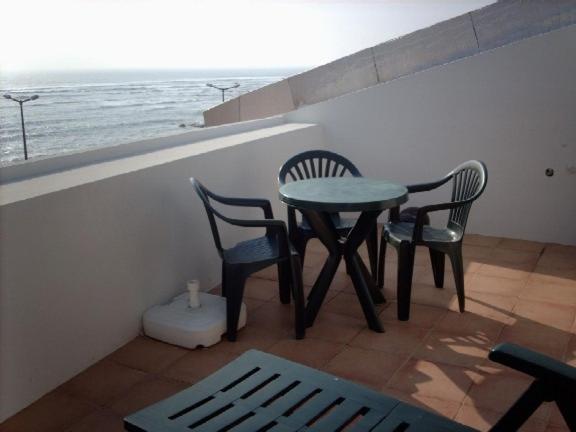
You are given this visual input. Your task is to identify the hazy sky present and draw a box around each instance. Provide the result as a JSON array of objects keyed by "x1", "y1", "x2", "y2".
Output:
[{"x1": 1, "y1": 0, "x2": 495, "y2": 71}]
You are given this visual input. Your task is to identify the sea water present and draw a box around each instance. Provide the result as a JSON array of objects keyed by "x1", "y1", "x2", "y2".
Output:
[{"x1": 0, "y1": 69, "x2": 300, "y2": 165}]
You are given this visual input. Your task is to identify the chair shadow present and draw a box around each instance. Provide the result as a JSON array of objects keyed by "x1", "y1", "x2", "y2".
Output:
[{"x1": 378, "y1": 240, "x2": 576, "y2": 431}]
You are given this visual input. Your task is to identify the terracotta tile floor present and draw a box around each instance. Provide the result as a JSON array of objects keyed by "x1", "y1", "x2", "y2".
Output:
[{"x1": 2, "y1": 235, "x2": 576, "y2": 432}]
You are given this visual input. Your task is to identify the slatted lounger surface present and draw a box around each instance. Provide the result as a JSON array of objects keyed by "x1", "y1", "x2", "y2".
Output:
[{"x1": 124, "y1": 349, "x2": 474, "y2": 432}]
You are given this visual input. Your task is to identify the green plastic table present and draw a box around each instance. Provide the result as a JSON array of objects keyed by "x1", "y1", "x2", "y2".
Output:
[{"x1": 279, "y1": 178, "x2": 408, "y2": 332}]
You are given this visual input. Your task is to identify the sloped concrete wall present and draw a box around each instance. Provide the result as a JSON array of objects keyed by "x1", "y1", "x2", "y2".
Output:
[
  {"x1": 204, "y1": 0, "x2": 576, "y2": 127},
  {"x1": 286, "y1": 24, "x2": 576, "y2": 244}
]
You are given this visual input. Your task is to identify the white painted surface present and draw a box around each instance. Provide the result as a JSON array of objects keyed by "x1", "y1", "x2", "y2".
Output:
[
  {"x1": 0, "y1": 122, "x2": 325, "y2": 421},
  {"x1": 0, "y1": 116, "x2": 286, "y2": 184},
  {"x1": 287, "y1": 25, "x2": 576, "y2": 244},
  {"x1": 142, "y1": 292, "x2": 246, "y2": 349}
]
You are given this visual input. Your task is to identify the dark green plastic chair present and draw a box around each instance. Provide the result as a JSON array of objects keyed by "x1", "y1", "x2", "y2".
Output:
[
  {"x1": 191, "y1": 178, "x2": 305, "y2": 341},
  {"x1": 377, "y1": 160, "x2": 488, "y2": 320},
  {"x1": 278, "y1": 150, "x2": 378, "y2": 278}
]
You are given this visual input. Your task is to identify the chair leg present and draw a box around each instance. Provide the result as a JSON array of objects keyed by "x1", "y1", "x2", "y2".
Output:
[
  {"x1": 556, "y1": 394, "x2": 576, "y2": 431},
  {"x1": 221, "y1": 261, "x2": 227, "y2": 297},
  {"x1": 293, "y1": 236, "x2": 308, "y2": 267},
  {"x1": 377, "y1": 237, "x2": 387, "y2": 290},
  {"x1": 223, "y1": 265, "x2": 246, "y2": 342},
  {"x1": 290, "y1": 255, "x2": 306, "y2": 339},
  {"x1": 277, "y1": 261, "x2": 291, "y2": 305},
  {"x1": 365, "y1": 223, "x2": 378, "y2": 281},
  {"x1": 429, "y1": 249, "x2": 445, "y2": 288},
  {"x1": 448, "y1": 246, "x2": 466, "y2": 313},
  {"x1": 397, "y1": 242, "x2": 416, "y2": 321}
]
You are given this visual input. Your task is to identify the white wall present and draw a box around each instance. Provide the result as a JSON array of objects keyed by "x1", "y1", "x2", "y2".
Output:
[
  {"x1": 0, "y1": 123, "x2": 325, "y2": 421},
  {"x1": 288, "y1": 25, "x2": 576, "y2": 245}
]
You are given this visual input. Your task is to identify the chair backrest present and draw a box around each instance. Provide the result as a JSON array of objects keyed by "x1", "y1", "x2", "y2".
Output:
[
  {"x1": 446, "y1": 160, "x2": 488, "y2": 232},
  {"x1": 190, "y1": 178, "x2": 224, "y2": 256},
  {"x1": 278, "y1": 150, "x2": 362, "y2": 185}
]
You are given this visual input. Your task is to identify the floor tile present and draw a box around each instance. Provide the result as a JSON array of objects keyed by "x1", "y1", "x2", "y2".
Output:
[
  {"x1": 266, "y1": 338, "x2": 344, "y2": 369},
  {"x1": 476, "y1": 262, "x2": 534, "y2": 281},
  {"x1": 490, "y1": 248, "x2": 541, "y2": 266},
  {"x1": 162, "y1": 349, "x2": 238, "y2": 384},
  {"x1": 563, "y1": 335, "x2": 576, "y2": 365},
  {"x1": 324, "y1": 292, "x2": 386, "y2": 320},
  {"x1": 409, "y1": 282, "x2": 458, "y2": 309},
  {"x1": 415, "y1": 268, "x2": 475, "y2": 290},
  {"x1": 60, "y1": 360, "x2": 151, "y2": 406},
  {"x1": 0, "y1": 391, "x2": 97, "y2": 432},
  {"x1": 65, "y1": 408, "x2": 124, "y2": 432},
  {"x1": 108, "y1": 336, "x2": 188, "y2": 374},
  {"x1": 464, "y1": 370, "x2": 532, "y2": 413},
  {"x1": 512, "y1": 299, "x2": 576, "y2": 331},
  {"x1": 463, "y1": 234, "x2": 502, "y2": 248},
  {"x1": 414, "y1": 330, "x2": 493, "y2": 368},
  {"x1": 520, "y1": 280, "x2": 576, "y2": 306},
  {"x1": 109, "y1": 378, "x2": 188, "y2": 417},
  {"x1": 452, "y1": 292, "x2": 517, "y2": 324},
  {"x1": 435, "y1": 311, "x2": 506, "y2": 342},
  {"x1": 207, "y1": 327, "x2": 285, "y2": 355},
  {"x1": 302, "y1": 250, "x2": 329, "y2": 269},
  {"x1": 387, "y1": 359, "x2": 482, "y2": 403},
  {"x1": 302, "y1": 267, "x2": 352, "y2": 292},
  {"x1": 324, "y1": 346, "x2": 406, "y2": 390},
  {"x1": 498, "y1": 321, "x2": 571, "y2": 360},
  {"x1": 462, "y1": 244, "x2": 496, "y2": 260},
  {"x1": 306, "y1": 311, "x2": 366, "y2": 344},
  {"x1": 244, "y1": 277, "x2": 281, "y2": 301},
  {"x1": 545, "y1": 426, "x2": 571, "y2": 432},
  {"x1": 497, "y1": 238, "x2": 545, "y2": 253},
  {"x1": 548, "y1": 402, "x2": 571, "y2": 429},
  {"x1": 467, "y1": 274, "x2": 527, "y2": 297},
  {"x1": 530, "y1": 267, "x2": 576, "y2": 287},
  {"x1": 251, "y1": 266, "x2": 278, "y2": 281},
  {"x1": 379, "y1": 302, "x2": 447, "y2": 328},
  {"x1": 245, "y1": 302, "x2": 297, "y2": 336},
  {"x1": 544, "y1": 244, "x2": 576, "y2": 257},
  {"x1": 383, "y1": 388, "x2": 461, "y2": 420},
  {"x1": 537, "y1": 252, "x2": 576, "y2": 271},
  {"x1": 455, "y1": 404, "x2": 547, "y2": 432},
  {"x1": 349, "y1": 322, "x2": 429, "y2": 356}
]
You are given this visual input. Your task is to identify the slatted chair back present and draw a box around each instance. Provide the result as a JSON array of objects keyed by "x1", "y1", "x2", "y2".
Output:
[
  {"x1": 446, "y1": 160, "x2": 488, "y2": 233},
  {"x1": 278, "y1": 150, "x2": 362, "y2": 185},
  {"x1": 191, "y1": 178, "x2": 225, "y2": 257}
]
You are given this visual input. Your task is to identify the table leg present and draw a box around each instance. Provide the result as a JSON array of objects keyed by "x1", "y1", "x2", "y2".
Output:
[
  {"x1": 299, "y1": 209, "x2": 342, "y2": 327},
  {"x1": 343, "y1": 210, "x2": 384, "y2": 332}
]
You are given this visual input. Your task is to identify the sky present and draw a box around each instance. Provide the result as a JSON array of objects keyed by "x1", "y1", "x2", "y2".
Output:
[{"x1": 0, "y1": 0, "x2": 495, "y2": 71}]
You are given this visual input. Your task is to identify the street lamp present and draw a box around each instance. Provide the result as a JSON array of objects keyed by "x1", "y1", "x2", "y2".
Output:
[
  {"x1": 3, "y1": 94, "x2": 39, "y2": 161},
  {"x1": 206, "y1": 83, "x2": 240, "y2": 102}
]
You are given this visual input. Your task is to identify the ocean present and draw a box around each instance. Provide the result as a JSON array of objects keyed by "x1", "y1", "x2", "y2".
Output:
[{"x1": 0, "y1": 69, "x2": 301, "y2": 165}]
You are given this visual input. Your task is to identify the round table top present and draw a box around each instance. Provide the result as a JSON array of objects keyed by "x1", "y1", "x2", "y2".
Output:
[{"x1": 279, "y1": 177, "x2": 408, "y2": 212}]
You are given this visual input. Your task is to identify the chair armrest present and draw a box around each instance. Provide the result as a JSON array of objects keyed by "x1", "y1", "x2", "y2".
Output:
[
  {"x1": 407, "y1": 177, "x2": 451, "y2": 193},
  {"x1": 411, "y1": 200, "x2": 466, "y2": 241},
  {"x1": 204, "y1": 189, "x2": 274, "y2": 219},
  {"x1": 217, "y1": 212, "x2": 287, "y2": 234},
  {"x1": 489, "y1": 343, "x2": 576, "y2": 390}
]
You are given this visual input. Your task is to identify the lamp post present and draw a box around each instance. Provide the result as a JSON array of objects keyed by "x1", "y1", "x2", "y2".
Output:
[
  {"x1": 3, "y1": 94, "x2": 39, "y2": 160},
  {"x1": 206, "y1": 83, "x2": 239, "y2": 102}
]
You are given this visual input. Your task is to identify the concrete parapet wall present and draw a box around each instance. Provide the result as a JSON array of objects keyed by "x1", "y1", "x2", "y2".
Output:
[
  {"x1": 0, "y1": 123, "x2": 326, "y2": 422},
  {"x1": 204, "y1": 0, "x2": 576, "y2": 127}
]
